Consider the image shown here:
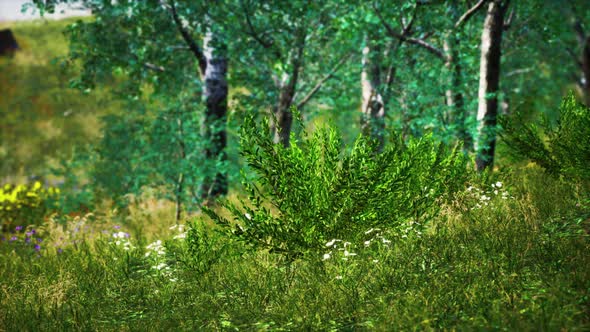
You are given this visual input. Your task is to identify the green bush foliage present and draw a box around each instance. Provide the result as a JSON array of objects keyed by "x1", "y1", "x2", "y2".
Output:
[
  {"x1": 0, "y1": 182, "x2": 59, "y2": 231},
  {"x1": 501, "y1": 93, "x2": 590, "y2": 186},
  {"x1": 203, "y1": 110, "x2": 470, "y2": 260}
]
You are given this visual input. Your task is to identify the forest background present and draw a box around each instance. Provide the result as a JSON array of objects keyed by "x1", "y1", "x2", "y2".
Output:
[{"x1": 0, "y1": 0, "x2": 589, "y2": 330}]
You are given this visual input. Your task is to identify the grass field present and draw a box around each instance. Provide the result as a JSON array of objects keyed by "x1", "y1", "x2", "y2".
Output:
[{"x1": 0, "y1": 19, "x2": 589, "y2": 331}]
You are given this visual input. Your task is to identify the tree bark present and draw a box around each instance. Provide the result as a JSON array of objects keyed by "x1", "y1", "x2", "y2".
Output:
[
  {"x1": 444, "y1": 33, "x2": 470, "y2": 152},
  {"x1": 361, "y1": 35, "x2": 386, "y2": 150},
  {"x1": 475, "y1": 0, "x2": 510, "y2": 172},
  {"x1": 582, "y1": 36, "x2": 590, "y2": 107},
  {"x1": 200, "y1": 29, "x2": 228, "y2": 199},
  {"x1": 271, "y1": 30, "x2": 305, "y2": 148}
]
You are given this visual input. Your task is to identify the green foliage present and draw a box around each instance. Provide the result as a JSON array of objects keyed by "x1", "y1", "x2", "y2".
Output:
[
  {"x1": 203, "y1": 110, "x2": 469, "y2": 260},
  {"x1": 0, "y1": 182, "x2": 59, "y2": 231},
  {"x1": 501, "y1": 93, "x2": 590, "y2": 185},
  {"x1": 1, "y1": 166, "x2": 589, "y2": 330}
]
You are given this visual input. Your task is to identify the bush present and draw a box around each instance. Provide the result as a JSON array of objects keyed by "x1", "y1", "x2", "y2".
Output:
[
  {"x1": 0, "y1": 182, "x2": 60, "y2": 232},
  {"x1": 501, "y1": 93, "x2": 590, "y2": 187},
  {"x1": 202, "y1": 110, "x2": 470, "y2": 261}
]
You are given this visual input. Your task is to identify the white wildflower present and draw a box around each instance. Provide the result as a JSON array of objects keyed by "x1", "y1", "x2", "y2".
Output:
[
  {"x1": 244, "y1": 213, "x2": 252, "y2": 220},
  {"x1": 322, "y1": 253, "x2": 331, "y2": 260},
  {"x1": 112, "y1": 231, "x2": 129, "y2": 239},
  {"x1": 153, "y1": 263, "x2": 169, "y2": 271},
  {"x1": 173, "y1": 232, "x2": 187, "y2": 240},
  {"x1": 344, "y1": 250, "x2": 356, "y2": 257},
  {"x1": 364, "y1": 240, "x2": 372, "y2": 247},
  {"x1": 325, "y1": 239, "x2": 340, "y2": 247},
  {"x1": 335, "y1": 275, "x2": 343, "y2": 280},
  {"x1": 495, "y1": 181, "x2": 502, "y2": 188}
]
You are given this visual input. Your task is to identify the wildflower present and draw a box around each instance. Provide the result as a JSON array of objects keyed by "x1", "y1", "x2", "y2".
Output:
[
  {"x1": 112, "y1": 231, "x2": 130, "y2": 239},
  {"x1": 364, "y1": 240, "x2": 371, "y2": 247},
  {"x1": 335, "y1": 275, "x2": 343, "y2": 280},
  {"x1": 170, "y1": 278, "x2": 178, "y2": 283},
  {"x1": 9, "y1": 236, "x2": 17, "y2": 242},
  {"x1": 15, "y1": 225, "x2": 23, "y2": 231},
  {"x1": 34, "y1": 244, "x2": 41, "y2": 251},
  {"x1": 343, "y1": 241, "x2": 351, "y2": 248},
  {"x1": 343, "y1": 250, "x2": 356, "y2": 257},
  {"x1": 322, "y1": 253, "x2": 331, "y2": 260},
  {"x1": 153, "y1": 263, "x2": 169, "y2": 271},
  {"x1": 114, "y1": 225, "x2": 121, "y2": 229},
  {"x1": 244, "y1": 213, "x2": 252, "y2": 220},
  {"x1": 173, "y1": 232, "x2": 187, "y2": 240},
  {"x1": 372, "y1": 259, "x2": 379, "y2": 263},
  {"x1": 382, "y1": 238, "x2": 391, "y2": 244},
  {"x1": 495, "y1": 181, "x2": 502, "y2": 188},
  {"x1": 325, "y1": 239, "x2": 340, "y2": 247}
]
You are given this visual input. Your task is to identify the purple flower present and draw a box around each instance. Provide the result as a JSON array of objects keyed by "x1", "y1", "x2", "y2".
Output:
[
  {"x1": 15, "y1": 225, "x2": 23, "y2": 231},
  {"x1": 9, "y1": 236, "x2": 17, "y2": 242},
  {"x1": 25, "y1": 237, "x2": 31, "y2": 243},
  {"x1": 113, "y1": 225, "x2": 121, "y2": 229},
  {"x1": 37, "y1": 238, "x2": 43, "y2": 243},
  {"x1": 1, "y1": 236, "x2": 5, "y2": 242},
  {"x1": 34, "y1": 244, "x2": 41, "y2": 251},
  {"x1": 57, "y1": 248, "x2": 63, "y2": 254}
]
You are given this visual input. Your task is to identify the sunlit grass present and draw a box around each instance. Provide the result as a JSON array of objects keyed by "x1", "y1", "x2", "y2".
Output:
[{"x1": 0, "y1": 165, "x2": 588, "y2": 330}]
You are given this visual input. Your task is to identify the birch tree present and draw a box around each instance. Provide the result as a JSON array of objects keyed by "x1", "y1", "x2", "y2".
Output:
[{"x1": 475, "y1": 0, "x2": 510, "y2": 171}]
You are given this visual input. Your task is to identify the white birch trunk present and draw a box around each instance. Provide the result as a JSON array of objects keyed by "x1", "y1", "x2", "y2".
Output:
[{"x1": 475, "y1": 0, "x2": 509, "y2": 171}]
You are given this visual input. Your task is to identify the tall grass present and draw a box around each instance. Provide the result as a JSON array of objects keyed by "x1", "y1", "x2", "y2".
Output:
[{"x1": 1, "y1": 165, "x2": 588, "y2": 331}]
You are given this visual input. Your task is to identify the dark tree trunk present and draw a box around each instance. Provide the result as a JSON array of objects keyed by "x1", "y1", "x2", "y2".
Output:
[
  {"x1": 582, "y1": 36, "x2": 590, "y2": 107},
  {"x1": 361, "y1": 35, "x2": 386, "y2": 150},
  {"x1": 200, "y1": 30, "x2": 228, "y2": 199},
  {"x1": 271, "y1": 30, "x2": 305, "y2": 148},
  {"x1": 475, "y1": 0, "x2": 510, "y2": 172}
]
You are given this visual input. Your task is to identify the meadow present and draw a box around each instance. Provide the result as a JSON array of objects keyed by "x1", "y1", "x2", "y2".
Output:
[{"x1": 1, "y1": 17, "x2": 589, "y2": 331}]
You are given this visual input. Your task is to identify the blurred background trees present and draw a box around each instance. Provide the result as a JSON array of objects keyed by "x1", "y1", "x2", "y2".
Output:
[{"x1": 1, "y1": 0, "x2": 589, "y2": 216}]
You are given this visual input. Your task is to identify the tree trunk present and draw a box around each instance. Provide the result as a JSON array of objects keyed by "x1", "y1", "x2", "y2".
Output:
[
  {"x1": 444, "y1": 34, "x2": 470, "y2": 152},
  {"x1": 475, "y1": 0, "x2": 510, "y2": 172},
  {"x1": 582, "y1": 36, "x2": 590, "y2": 107},
  {"x1": 272, "y1": 74, "x2": 297, "y2": 147},
  {"x1": 361, "y1": 35, "x2": 386, "y2": 150},
  {"x1": 271, "y1": 31, "x2": 305, "y2": 148},
  {"x1": 200, "y1": 29, "x2": 228, "y2": 199}
]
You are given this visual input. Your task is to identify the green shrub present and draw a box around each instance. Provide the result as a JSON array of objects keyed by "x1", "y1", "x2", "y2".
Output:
[
  {"x1": 501, "y1": 93, "x2": 590, "y2": 187},
  {"x1": 203, "y1": 110, "x2": 470, "y2": 261},
  {"x1": 0, "y1": 182, "x2": 59, "y2": 231}
]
